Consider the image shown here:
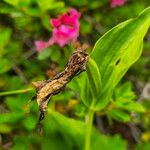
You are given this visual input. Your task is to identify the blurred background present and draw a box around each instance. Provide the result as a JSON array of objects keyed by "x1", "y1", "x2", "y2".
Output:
[{"x1": 0, "y1": 0, "x2": 150, "y2": 150}]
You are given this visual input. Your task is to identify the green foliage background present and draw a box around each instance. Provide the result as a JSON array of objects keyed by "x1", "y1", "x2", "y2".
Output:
[{"x1": 0, "y1": 0, "x2": 150, "y2": 150}]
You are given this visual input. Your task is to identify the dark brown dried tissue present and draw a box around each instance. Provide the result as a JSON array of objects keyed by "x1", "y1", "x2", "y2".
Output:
[{"x1": 32, "y1": 49, "x2": 89, "y2": 122}]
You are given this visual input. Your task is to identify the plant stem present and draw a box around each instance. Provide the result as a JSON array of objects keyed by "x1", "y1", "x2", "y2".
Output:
[
  {"x1": 0, "y1": 88, "x2": 34, "y2": 96},
  {"x1": 85, "y1": 109, "x2": 94, "y2": 150}
]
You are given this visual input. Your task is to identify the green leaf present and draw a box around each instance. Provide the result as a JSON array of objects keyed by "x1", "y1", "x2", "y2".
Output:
[
  {"x1": 0, "y1": 27, "x2": 12, "y2": 56},
  {"x1": 3, "y1": 0, "x2": 31, "y2": 7},
  {"x1": 0, "y1": 3, "x2": 17, "y2": 14},
  {"x1": 82, "y1": 58, "x2": 102, "y2": 108},
  {"x1": 4, "y1": 76, "x2": 23, "y2": 90},
  {"x1": 0, "y1": 124, "x2": 12, "y2": 133},
  {"x1": 67, "y1": 75, "x2": 83, "y2": 95},
  {"x1": 12, "y1": 136, "x2": 30, "y2": 150},
  {"x1": 108, "y1": 109, "x2": 131, "y2": 122},
  {"x1": 114, "y1": 82, "x2": 136, "y2": 101},
  {"x1": 80, "y1": 20, "x2": 92, "y2": 35},
  {"x1": 44, "y1": 110, "x2": 127, "y2": 150},
  {"x1": 69, "y1": 58, "x2": 102, "y2": 108},
  {"x1": 37, "y1": 0, "x2": 64, "y2": 11},
  {"x1": 41, "y1": 15, "x2": 52, "y2": 31},
  {"x1": 135, "y1": 143, "x2": 150, "y2": 150},
  {"x1": 18, "y1": 0, "x2": 31, "y2": 7},
  {"x1": 3, "y1": 0, "x2": 20, "y2": 7},
  {"x1": 0, "y1": 113, "x2": 23, "y2": 124},
  {"x1": 113, "y1": 82, "x2": 145, "y2": 112},
  {"x1": 5, "y1": 94, "x2": 32, "y2": 112},
  {"x1": 22, "y1": 115, "x2": 38, "y2": 131},
  {"x1": 86, "y1": 58, "x2": 102, "y2": 99},
  {"x1": 90, "y1": 7, "x2": 150, "y2": 110},
  {"x1": 122, "y1": 102, "x2": 145, "y2": 112},
  {"x1": 37, "y1": 48, "x2": 52, "y2": 60},
  {"x1": 50, "y1": 47, "x2": 61, "y2": 62},
  {"x1": 23, "y1": 7, "x2": 41, "y2": 17},
  {"x1": 0, "y1": 58, "x2": 12, "y2": 74},
  {"x1": 114, "y1": 97, "x2": 145, "y2": 113},
  {"x1": 42, "y1": 134, "x2": 72, "y2": 150},
  {"x1": 81, "y1": 74, "x2": 92, "y2": 107}
]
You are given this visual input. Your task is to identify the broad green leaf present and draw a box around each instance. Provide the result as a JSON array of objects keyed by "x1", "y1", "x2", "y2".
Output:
[
  {"x1": 90, "y1": 7, "x2": 150, "y2": 110},
  {"x1": 44, "y1": 110, "x2": 126, "y2": 150}
]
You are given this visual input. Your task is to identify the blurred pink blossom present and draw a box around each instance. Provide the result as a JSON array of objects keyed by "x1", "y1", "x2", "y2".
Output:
[
  {"x1": 110, "y1": 0, "x2": 127, "y2": 8},
  {"x1": 35, "y1": 8, "x2": 80, "y2": 52},
  {"x1": 35, "y1": 41, "x2": 47, "y2": 52}
]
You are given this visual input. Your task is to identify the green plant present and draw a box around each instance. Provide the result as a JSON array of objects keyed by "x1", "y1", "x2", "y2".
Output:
[
  {"x1": 0, "y1": 1, "x2": 150, "y2": 149},
  {"x1": 69, "y1": 7, "x2": 150, "y2": 150}
]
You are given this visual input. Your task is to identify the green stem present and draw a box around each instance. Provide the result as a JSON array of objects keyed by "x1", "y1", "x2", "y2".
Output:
[
  {"x1": 85, "y1": 109, "x2": 94, "y2": 150},
  {"x1": 0, "y1": 87, "x2": 34, "y2": 96}
]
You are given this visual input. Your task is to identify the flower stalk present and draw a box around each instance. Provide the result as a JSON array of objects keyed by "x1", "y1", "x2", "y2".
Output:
[
  {"x1": 85, "y1": 109, "x2": 95, "y2": 150},
  {"x1": 0, "y1": 87, "x2": 34, "y2": 96}
]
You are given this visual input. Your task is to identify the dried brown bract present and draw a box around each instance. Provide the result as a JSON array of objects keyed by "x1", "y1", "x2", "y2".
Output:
[{"x1": 32, "y1": 48, "x2": 89, "y2": 121}]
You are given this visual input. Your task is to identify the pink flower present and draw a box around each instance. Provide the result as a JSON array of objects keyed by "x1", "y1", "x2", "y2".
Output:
[
  {"x1": 110, "y1": 0, "x2": 127, "y2": 8},
  {"x1": 35, "y1": 41, "x2": 48, "y2": 52},
  {"x1": 35, "y1": 8, "x2": 80, "y2": 52}
]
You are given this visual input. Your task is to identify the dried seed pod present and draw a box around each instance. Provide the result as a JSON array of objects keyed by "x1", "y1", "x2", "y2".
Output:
[{"x1": 32, "y1": 48, "x2": 89, "y2": 121}]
